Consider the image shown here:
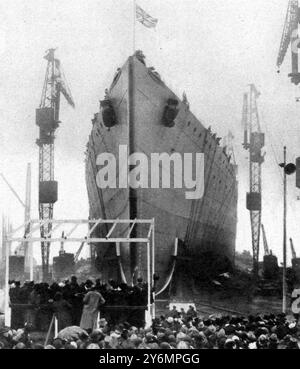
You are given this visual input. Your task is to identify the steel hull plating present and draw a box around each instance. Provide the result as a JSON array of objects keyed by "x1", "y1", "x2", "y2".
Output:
[{"x1": 85, "y1": 56, "x2": 238, "y2": 287}]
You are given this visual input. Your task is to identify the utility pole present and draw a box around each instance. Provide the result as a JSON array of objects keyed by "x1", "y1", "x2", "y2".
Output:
[
  {"x1": 279, "y1": 148, "x2": 299, "y2": 313},
  {"x1": 283, "y1": 146, "x2": 287, "y2": 313}
]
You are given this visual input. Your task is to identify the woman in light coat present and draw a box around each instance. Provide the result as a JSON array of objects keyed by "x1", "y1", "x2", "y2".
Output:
[{"x1": 80, "y1": 287, "x2": 105, "y2": 333}]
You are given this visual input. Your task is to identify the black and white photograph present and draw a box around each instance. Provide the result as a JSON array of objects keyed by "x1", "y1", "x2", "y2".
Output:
[{"x1": 0, "y1": 0, "x2": 300, "y2": 353}]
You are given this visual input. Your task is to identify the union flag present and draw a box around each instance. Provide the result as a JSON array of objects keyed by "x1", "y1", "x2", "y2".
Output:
[{"x1": 136, "y1": 4, "x2": 158, "y2": 28}]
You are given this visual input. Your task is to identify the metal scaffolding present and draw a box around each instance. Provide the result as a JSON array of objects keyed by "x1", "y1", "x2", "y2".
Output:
[{"x1": 3, "y1": 218, "x2": 155, "y2": 327}]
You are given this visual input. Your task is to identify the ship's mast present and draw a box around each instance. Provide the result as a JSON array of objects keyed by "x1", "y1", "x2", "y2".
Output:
[
  {"x1": 128, "y1": 55, "x2": 138, "y2": 278},
  {"x1": 133, "y1": 0, "x2": 136, "y2": 54}
]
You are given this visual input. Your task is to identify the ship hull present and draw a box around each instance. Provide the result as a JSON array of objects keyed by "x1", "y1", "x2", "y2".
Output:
[{"x1": 85, "y1": 55, "x2": 238, "y2": 288}]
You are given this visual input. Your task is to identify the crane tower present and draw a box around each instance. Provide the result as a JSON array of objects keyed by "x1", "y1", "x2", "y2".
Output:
[
  {"x1": 223, "y1": 130, "x2": 237, "y2": 167},
  {"x1": 242, "y1": 84, "x2": 265, "y2": 277},
  {"x1": 277, "y1": 0, "x2": 300, "y2": 85},
  {"x1": 1, "y1": 164, "x2": 32, "y2": 275},
  {"x1": 261, "y1": 224, "x2": 270, "y2": 256},
  {"x1": 290, "y1": 238, "x2": 297, "y2": 259},
  {"x1": 36, "y1": 49, "x2": 74, "y2": 281}
]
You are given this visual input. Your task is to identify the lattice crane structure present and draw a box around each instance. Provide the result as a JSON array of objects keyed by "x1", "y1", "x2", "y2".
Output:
[
  {"x1": 36, "y1": 49, "x2": 74, "y2": 281},
  {"x1": 242, "y1": 84, "x2": 265, "y2": 277},
  {"x1": 290, "y1": 238, "x2": 297, "y2": 259},
  {"x1": 261, "y1": 224, "x2": 270, "y2": 256},
  {"x1": 277, "y1": 0, "x2": 300, "y2": 85}
]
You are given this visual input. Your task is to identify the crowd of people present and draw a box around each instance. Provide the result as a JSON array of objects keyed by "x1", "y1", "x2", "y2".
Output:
[
  {"x1": 0, "y1": 306, "x2": 300, "y2": 349},
  {"x1": 1, "y1": 277, "x2": 299, "y2": 349},
  {"x1": 8, "y1": 277, "x2": 148, "y2": 332}
]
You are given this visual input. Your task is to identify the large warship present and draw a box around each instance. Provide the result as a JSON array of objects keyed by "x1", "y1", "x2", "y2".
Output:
[{"x1": 85, "y1": 52, "x2": 238, "y2": 290}]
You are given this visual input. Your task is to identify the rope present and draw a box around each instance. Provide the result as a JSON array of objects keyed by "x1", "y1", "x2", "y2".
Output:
[
  {"x1": 100, "y1": 305, "x2": 147, "y2": 310},
  {"x1": 155, "y1": 259, "x2": 176, "y2": 297},
  {"x1": 44, "y1": 314, "x2": 55, "y2": 347},
  {"x1": 137, "y1": 242, "x2": 143, "y2": 279},
  {"x1": 260, "y1": 111, "x2": 283, "y2": 180}
]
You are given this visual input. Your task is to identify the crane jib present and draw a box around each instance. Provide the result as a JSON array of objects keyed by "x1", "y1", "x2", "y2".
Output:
[{"x1": 277, "y1": 0, "x2": 300, "y2": 68}]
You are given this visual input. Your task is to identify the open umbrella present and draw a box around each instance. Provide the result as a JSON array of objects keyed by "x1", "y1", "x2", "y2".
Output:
[{"x1": 57, "y1": 326, "x2": 88, "y2": 342}]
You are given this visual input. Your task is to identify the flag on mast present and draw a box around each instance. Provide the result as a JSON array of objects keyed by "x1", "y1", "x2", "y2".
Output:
[{"x1": 136, "y1": 4, "x2": 158, "y2": 28}]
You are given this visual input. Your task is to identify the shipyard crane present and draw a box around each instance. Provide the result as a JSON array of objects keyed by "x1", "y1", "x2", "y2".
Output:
[
  {"x1": 261, "y1": 224, "x2": 270, "y2": 256},
  {"x1": 15, "y1": 164, "x2": 31, "y2": 260},
  {"x1": 36, "y1": 49, "x2": 75, "y2": 281},
  {"x1": 59, "y1": 231, "x2": 66, "y2": 255},
  {"x1": 224, "y1": 130, "x2": 237, "y2": 166},
  {"x1": 0, "y1": 164, "x2": 32, "y2": 275},
  {"x1": 57, "y1": 231, "x2": 85, "y2": 262},
  {"x1": 74, "y1": 241, "x2": 86, "y2": 263},
  {"x1": 290, "y1": 238, "x2": 297, "y2": 259},
  {"x1": 1, "y1": 216, "x2": 12, "y2": 263},
  {"x1": 277, "y1": 0, "x2": 300, "y2": 85},
  {"x1": 242, "y1": 84, "x2": 265, "y2": 277}
]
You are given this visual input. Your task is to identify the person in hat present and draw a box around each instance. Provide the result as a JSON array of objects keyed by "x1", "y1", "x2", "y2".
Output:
[
  {"x1": 186, "y1": 305, "x2": 197, "y2": 319},
  {"x1": 169, "y1": 306, "x2": 180, "y2": 319},
  {"x1": 52, "y1": 338, "x2": 65, "y2": 349},
  {"x1": 287, "y1": 337, "x2": 300, "y2": 349},
  {"x1": 52, "y1": 291, "x2": 72, "y2": 331},
  {"x1": 9, "y1": 281, "x2": 24, "y2": 330},
  {"x1": 44, "y1": 344, "x2": 55, "y2": 349},
  {"x1": 129, "y1": 278, "x2": 147, "y2": 328},
  {"x1": 69, "y1": 276, "x2": 84, "y2": 326},
  {"x1": 268, "y1": 333, "x2": 279, "y2": 349},
  {"x1": 180, "y1": 308, "x2": 187, "y2": 320},
  {"x1": 13, "y1": 342, "x2": 26, "y2": 349},
  {"x1": 99, "y1": 318, "x2": 108, "y2": 328},
  {"x1": 85, "y1": 280, "x2": 94, "y2": 291},
  {"x1": 87, "y1": 343, "x2": 100, "y2": 349},
  {"x1": 177, "y1": 340, "x2": 190, "y2": 349},
  {"x1": 80, "y1": 286, "x2": 105, "y2": 333},
  {"x1": 25, "y1": 283, "x2": 40, "y2": 330}
]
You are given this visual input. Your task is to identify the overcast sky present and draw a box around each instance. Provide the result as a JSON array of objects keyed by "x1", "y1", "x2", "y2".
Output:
[{"x1": 0, "y1": 0, "x2": 300, "y2": 266}]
